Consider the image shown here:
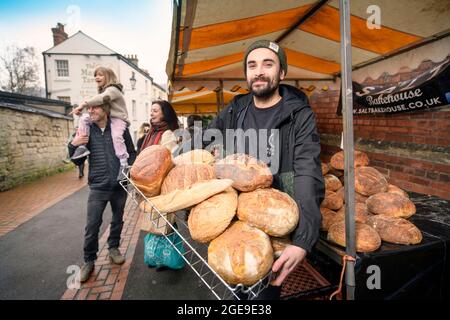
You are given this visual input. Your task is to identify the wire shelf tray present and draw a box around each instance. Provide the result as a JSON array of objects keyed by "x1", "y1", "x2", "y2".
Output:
[{"x1": 119, "y1": 170, "x2": 273, "y2": 300}]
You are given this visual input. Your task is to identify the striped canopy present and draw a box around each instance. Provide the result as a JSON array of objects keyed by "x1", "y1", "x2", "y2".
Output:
[{"x1": 166, "y1": 0, "x2": 450, "y2": 110}]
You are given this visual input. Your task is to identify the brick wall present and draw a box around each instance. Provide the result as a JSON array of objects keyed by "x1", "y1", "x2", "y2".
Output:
[
  {"x1": 0, "y1": 107, "x2": 74, "y2": 191},
  {"x1": 309, "y1": 60, "x2": 450, "y2": 200}
]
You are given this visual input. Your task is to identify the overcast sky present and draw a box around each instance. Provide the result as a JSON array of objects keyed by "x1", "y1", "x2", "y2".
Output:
[{"x1": 0, "y1": 0, "x2": 173, "y2": 87}]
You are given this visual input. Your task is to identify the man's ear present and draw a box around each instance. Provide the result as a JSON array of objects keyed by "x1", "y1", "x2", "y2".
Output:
[{"x1": 280, "y1": 69, "x2": 286, "y2": 81}]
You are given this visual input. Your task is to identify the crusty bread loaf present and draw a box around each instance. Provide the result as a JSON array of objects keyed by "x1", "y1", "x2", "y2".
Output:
[
  {"x1": 387, "y1": 184, "x2": 409, "y2": 198},
  {"x1": 271, "y1": 236, "x2": 292, "y2": 258},
  {"x1": 330, "y1": 150, "x2": 370, "y2": 171},
  {"x1": 336, "y1": 203, "x2": 372, "y2": 224},
  {"x1": 366, "y1": 192, "x2": 416, "y2": 218},
  {"x1": 354, "y1": 166, "x2": 388, "y2": 196},
  {"x1": 322, "y1": 162, "x2": 330, "y2": 176},
  {"x1": 173, "y1": 149, "x2": 215, "y2": 166},
  {"x1": 336, "y1": 187, "x2": 369, "y2": 204},
  {"x1": 237, "y1": 188, "x2": 299, "y2": 237},
  {"x1": 214, "y1": 154, "x2": 272, "y2": 192},
  {"x1": 321, "y1": 190, "x2": 344, "y2": 210},
  {"x1": 324, "y1": 174, "x2": 343, "y2": 192},
  {"x1": 188, "y1": 187, "x2": 238, "y2": 243},
  {"x1": 141, "y1": 179, "x2": 233, "y2": 214},
  {"x1": 327, "y1": 221, "x2": 381, "y2": 252},
  {"x1": 320, "y1": 207, "x2": 339, "y2": 231},
  {"x1": 208, "y1": 221, "x2": 273, "y2": 286},
  {"x1": 161, "y1": 163, "x2": 215, "y2": 194},
  {"x1": 329, "y1": 167, "x2": 344, "y2": 178},
  {"x1": 130, "y1": 145, "x2": 173, "y2": 197},
  {"x1": 367, "y1": 214, "x2": 422, "y2": 245}
]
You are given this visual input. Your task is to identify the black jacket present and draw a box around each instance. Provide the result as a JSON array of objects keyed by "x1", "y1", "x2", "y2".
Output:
[
  {"x1": 206, "y1": 84, "x2": 325, "y2": 252},
  {"x1": 68, "y1": 120, "x2": 137, "y2": 191}
]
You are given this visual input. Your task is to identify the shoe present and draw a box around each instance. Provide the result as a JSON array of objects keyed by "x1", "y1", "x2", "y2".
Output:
[
  {"x1": 108, "y1": 247, "x2": 125, "y2": 265},
  {"x1": 116, "y1": 165, "x2": 128, "y2": 181},
  {"x1": 78, "y1": 173, "x2": 84, "y2": 179},
  {"x1": 79, "y1": 261, "x2": 95, "y2": 283},
  {"x1": 155, "y1": 265, "x2": 170, "y2": 272},
  {"x1": 71, "y1": 145, "x2": 90, "y2": 160}
]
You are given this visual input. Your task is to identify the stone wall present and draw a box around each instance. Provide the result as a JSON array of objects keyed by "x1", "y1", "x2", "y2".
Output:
[{"x1": 0, "y1": 106, "x2": 74, "y2": 191}]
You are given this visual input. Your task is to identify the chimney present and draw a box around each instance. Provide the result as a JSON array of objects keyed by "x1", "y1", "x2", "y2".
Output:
[
  {"x1": 52, "y1": 23, "x2": 68, "y2": 46},
  {"x1": 126, "y1": 54, "x2": 139, "y2": 67}
]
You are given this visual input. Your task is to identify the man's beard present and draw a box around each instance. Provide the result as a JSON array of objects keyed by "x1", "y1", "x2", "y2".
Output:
[{"x1": 248, "y1": 75, "x2": 280, "y2": 99}]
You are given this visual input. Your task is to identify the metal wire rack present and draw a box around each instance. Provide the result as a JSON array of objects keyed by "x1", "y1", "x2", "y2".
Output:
[{"x1": 119, "y1": 170, "x2": 273, "y2": 300}]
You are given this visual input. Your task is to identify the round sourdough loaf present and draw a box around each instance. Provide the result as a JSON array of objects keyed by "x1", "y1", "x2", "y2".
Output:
[
  {"x1": 322, "y1": 162, "x2": 330, "y2": 176},
  {"x1": 336, "y1": 203, "x2": 372, "y2": 224},
  {"x1": 130, "y1": 145, "x2": 173, "y2": 197},
  {"x1": 366, "y1": 192, "x2": 416, "y2": 218},
  {"x1": 366, "y1": 214, "x2": 422, "y2": 245},
  {"x1": 355, "y1": 166, "x2": 388, "y2": 196},
  {"x1": 320, "y1": 207, "x2": 339, "y2": 231},
  {"x1": 324, "y1": 174, "x2": 342, "y2": 192},
  {"x1": 270, "y1": 236, "x2": 292, "y2": 258},
  {"x1": 161, "y1": 163, "x2": 215, "y2": 194},
  {"x1": 327, "y1": 221, "x2": 381, "y2": 252},
  {"x1": 214, "y1": 154, "x2": 272, "y2": 192},
  {"x1": 321, "y1": 190, "x2": 344, "y2": 210},
  {"x1": 188, "y1": 187, "x2": 238, "y2": 243},
  {"x1": 336, "y1": 187, "x2": 369, "y2": 204},
  {"x1": 173, "y1": 149, "x2": 215, "y2": 166},
  {"x1": 387, "y1": 184, "x2": 409, "y2": 198},
  {"x1": 208, "y1": 221, "x2": 273, "y2": 286},
  {"x1": 237, "y1": 188, "x2": 299, "y2": 237},
  {"x1": 330, "y1": 150, "x2": 370, "y2": 171}
]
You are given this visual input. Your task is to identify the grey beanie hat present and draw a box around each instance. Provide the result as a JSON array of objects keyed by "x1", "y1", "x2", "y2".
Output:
[{"x1": 244, "y1": 40, "x2": 287, "y2": 76}]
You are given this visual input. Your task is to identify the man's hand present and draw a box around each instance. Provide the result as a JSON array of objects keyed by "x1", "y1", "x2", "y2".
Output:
[
  {"x1": 270, "y1": 245, "x2": 307, "y2": 286},
  {"x1": 71, "y1": 134, "x2": 89, "y2": 147}
]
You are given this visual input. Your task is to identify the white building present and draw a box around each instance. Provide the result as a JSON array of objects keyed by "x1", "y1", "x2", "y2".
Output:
[{"x1": 43, "y1": 23, "x2": 167, "y2": 143}]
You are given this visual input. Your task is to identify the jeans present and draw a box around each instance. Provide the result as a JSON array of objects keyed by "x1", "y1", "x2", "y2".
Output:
[{"x1": 84, "y1": 188, "x2": 127, "y2": 262}]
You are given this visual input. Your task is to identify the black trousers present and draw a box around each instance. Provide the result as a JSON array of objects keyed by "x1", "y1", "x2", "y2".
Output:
[
  {"x1": 84, "y1": 188, "x2": 127, "y2": 262},
  {"x1": 78, "y1": 162, "x2": 85, "y2": 177}
]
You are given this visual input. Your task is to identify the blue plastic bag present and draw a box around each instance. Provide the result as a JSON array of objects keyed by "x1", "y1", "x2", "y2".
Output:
[{"x1": 144, "y1": 232, "x2": 186, "y2": 270}]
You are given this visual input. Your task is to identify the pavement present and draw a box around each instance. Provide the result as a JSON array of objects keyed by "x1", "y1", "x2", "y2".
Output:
[{"x1": 0, "y1": 168, "x2": 212, "y2": 300}]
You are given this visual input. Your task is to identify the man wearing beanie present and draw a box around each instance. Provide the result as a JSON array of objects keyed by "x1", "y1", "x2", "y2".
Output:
[
  {"x1": 206, "y1": 39, "x2": 325, "y2": 299},
  {"x1": 68, "y1": 102, "x2": 136, "y2": 283}
]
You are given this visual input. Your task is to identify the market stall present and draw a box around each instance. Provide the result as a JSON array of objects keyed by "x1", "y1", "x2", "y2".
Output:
[{"x1": 152, "y1": 0, "x2": 450, "y2": 300}]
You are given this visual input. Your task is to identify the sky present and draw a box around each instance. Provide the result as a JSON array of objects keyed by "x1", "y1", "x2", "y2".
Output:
[{"x1": 0, "y1": 0, "x2": 173, "y2": 87}]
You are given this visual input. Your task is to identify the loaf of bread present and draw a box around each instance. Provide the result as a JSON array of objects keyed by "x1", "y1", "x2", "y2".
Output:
[
  {"x1": 354, "y1": 166, "x2": 388, "y2": 196},
  {"x1": 330, "y1": 150, "x2": 370, "y2": 171},
  {"x1": 173, "y1": 149, "x2": 215, "y2": 166},
  {"x1": 141, "y1": 179, "x2": 233, "y2": 214},
  {"x1": 188, "y1": 187, "x2": 238, "y2": 243},
  {"x1": 366, "y1": 214, "x2": 422, "y2": 245},
  {"x1": 214, "y1": 154, "x2": 272, "y2": 192},
  {"x1": 366, "y1": 192, "x2": 416, "y2": 218},
  {"x1": 321, "y1": 190, "x2": 344, "y2": 210},
  {"x1": 208, "y1": 221, "x2": 273, "y2": 286},
  {"x1": 327, "y1": 221, "x2": 381, "y2": 252},
  {"x1": 320, "y1": 207, "x2": 338, "y2": 231},
  {"x1": 336, "y1": 203, "x2": 372, "y2": 224},
  {"x1": 322, "y1": 162, "x2": 330, "y2": 176},
  {"x1": 161, "y1": 163, "x2": 215, "y2": 194},
  {"x1": 271, "y1": 236, "x2": 292, "y2": 258},
  {"x1": 336, "y1": 187, "x2": 369, "y2": 204},
  {"x1": 237, "y1": 188, "x2": 299, "y2": 237},
  {"x1": 387, "y1": 184, "x2": 409, "y2": 198},
  {"x1": 130, "y1": 145, "x2": 173, "y2": 197},
  {"x1": 324, "y1": 174, "x2": 343, "y2": 192}
]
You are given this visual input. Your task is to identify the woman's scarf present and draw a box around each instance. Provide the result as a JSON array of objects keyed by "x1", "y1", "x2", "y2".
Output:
[{"x1": 140, "y1": 121, "x2": 169, "y2": 152}]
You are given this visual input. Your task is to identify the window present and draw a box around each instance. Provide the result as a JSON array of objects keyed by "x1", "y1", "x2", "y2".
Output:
[
  {"x1": 56, "y1": 60, "x2": 69, "y2": 77},
  {"x1": 145, "y1": 80, "x2": 148, "y2": 94},
  {"x1": 132, "y1": 100, "x2": 137, "y2": 119},
  {"x1": 57, "y1": 96, "x2": 71, "y2": 103},
  {"x1": 145, "y1": 102, "x2": 149, "y2": 117}
]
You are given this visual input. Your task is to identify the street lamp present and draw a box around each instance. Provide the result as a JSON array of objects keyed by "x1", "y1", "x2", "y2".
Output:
[{"x1": 130, "y1": 72, "x2": 137, "y2": 90}]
